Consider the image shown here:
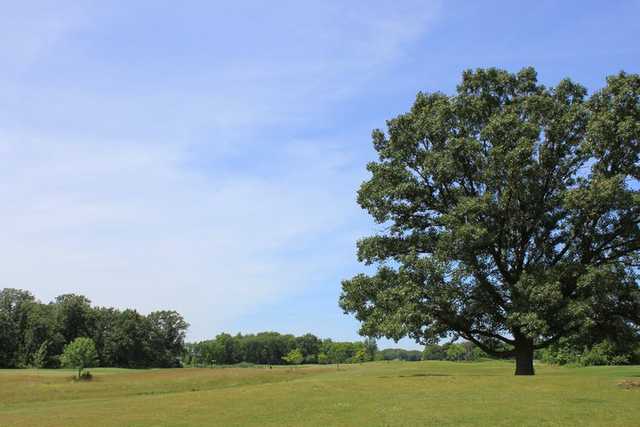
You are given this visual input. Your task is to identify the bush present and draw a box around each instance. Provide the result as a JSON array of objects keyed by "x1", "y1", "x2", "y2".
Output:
[
  {"x1": 539, "y1": 339, "x2": 636, "y2": 366},
  {"x1": 537, "y1": 345, "x2": 581, "y2": 366},
  {"x1": 579, "y1": 341, "x2": 630, "y2": 366}
]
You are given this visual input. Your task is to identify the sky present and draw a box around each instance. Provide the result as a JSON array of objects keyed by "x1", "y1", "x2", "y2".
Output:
[{"x1": 1, "y1": 1, "x2": 639, "y2": 348}]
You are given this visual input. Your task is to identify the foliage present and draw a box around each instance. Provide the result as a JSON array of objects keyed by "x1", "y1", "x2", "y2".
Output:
[
  {"x1": 317, "y1": 353, "x2": 329, "y2": 364},
  {"x1": 0, "y1": 289, "x2": 36, "y2": 367},
  {"x1": 296, "y1": 333, "x2": 322, "y2": 363},
  {"x1": 422, "y1": 344, "x2": 447, "y2": 361},
  {"x1": 363, "y1": 337, "x2": 378, "y2": 360},
  {"x1": 60, "y1": 337, "x2": 98, "y2": 378},
  {"x1": 54, "y1": 294, "x2": 94, "y2": 343},
  {"x1": 421, "y1": 342, "x2": 487, "y2": 361},
  {"x1": 282, "y1": 348, "x2": 304, "y2": 365},
  {"x1": 0, "y1": 288, "x2": 188, "y2": 369},
  {"x1": 31, "y1": 341, "x2": 49, "y2": 369},
  {"x1": 445, "y1": 344, "x2": 467, "y2": 361},
  {"x1": 538, "y1": 338, "x2": 639, "y2": 366},
  {"x1": 148, "y1": 310, "x2": 189, "y2": 367},
  {"x1": 376, "y1": 348, "x2": 422, "y2": 361},
  {"x1": 184, "y1": 333, "x2": 378, "y2": 366},
  {"x1": 340, "y1": 67, "x2": 640, "y2": 375}
]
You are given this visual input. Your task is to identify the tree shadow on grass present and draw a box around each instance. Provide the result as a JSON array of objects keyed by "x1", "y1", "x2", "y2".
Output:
[
  {"x1": 380, "y1": 373, "x2": 502, "y2": 378},
  {"x1": 393, "y1": 373, "x2": 451, "y2": 378}
]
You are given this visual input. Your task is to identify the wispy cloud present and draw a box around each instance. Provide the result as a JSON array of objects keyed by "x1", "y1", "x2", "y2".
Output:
[
  {"x1": 0, "y1": 1, "x2": 441, "y2": 339},
  {"x1": 0, "y1": 129, "x2": 365, "y2": 338},
  {"x1": 0, "y1": 1, "x2": 91, "y2": 71}
]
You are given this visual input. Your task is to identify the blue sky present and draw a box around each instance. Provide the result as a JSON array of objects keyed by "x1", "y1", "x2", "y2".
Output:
[{"x1": 1, "y1": 1, "x2": 639, "y2": 348}]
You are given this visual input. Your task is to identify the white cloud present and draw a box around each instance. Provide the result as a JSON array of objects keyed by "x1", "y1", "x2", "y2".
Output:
[
  {"x1": 0, "y1": 1, "x2": 441, "y2": 339},
  {"x1": 0, "y1": 130, "x2": 365, "y2": 338},
  {"x1": 0, "y1": 1, "x2": 91, "y2": 71}
]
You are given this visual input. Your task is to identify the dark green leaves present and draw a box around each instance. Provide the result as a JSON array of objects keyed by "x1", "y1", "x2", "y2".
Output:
[{"x1": 341, "y1": 67, "x2": 640, "y2": 360}]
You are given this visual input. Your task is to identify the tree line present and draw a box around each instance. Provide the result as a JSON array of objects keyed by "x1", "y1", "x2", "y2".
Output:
[
  {"x1": 376, "y1": 348, "x2": 423, "y2": 361},
  {"x1": 422, "y1": 340, "x2": 640, "y2": 365},
  {"x1": 0, "y1": 288, "x2": 188, "y2": 369},
  {"x1": 182, "y1": 333, "x2": 379, "y2": 366},
  {"x1": 3, "y1": 287, "x2": 635, "y2": 370}
]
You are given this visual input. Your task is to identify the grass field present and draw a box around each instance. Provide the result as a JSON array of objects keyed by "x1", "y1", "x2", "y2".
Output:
[{"x1": 0, "y1": 361, "x2": 638, "y2": 426}]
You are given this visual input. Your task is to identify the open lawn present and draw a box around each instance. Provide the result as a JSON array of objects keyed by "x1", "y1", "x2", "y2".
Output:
[{"x1": 0, "y1": 361, "x2": 638, "y2": 426}]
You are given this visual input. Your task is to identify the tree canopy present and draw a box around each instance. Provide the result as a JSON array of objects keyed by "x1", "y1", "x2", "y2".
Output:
[
  {"x1": 0, "y1": 288, "x2": 189, "y2": 369},
  {"x1": 282, "y1": 348, "x2": 304, "y2": 365},
  {"x1": 60, "y1": 337, "x2": 98, "y2": 378},
  {"x1": 182, "y1": 332, "x2": 378, "y2": 366},
  {"x1": 340, "y1": 67, "x2": 640, "y2": 375}
]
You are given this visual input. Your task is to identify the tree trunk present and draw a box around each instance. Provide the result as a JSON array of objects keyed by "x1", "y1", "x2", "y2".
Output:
[{"x1": 514, "y1": 341, "x2": 535, "y2": 376}]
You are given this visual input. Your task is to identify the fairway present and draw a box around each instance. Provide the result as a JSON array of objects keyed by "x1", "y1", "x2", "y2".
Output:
[{"x1": 1, "y1": 362, "x2": 638, "y2": 426}]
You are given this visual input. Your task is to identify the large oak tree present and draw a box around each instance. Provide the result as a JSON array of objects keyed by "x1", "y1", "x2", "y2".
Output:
[{"x1": 340, "y1": 68, "x2": 640, "y2": 375}]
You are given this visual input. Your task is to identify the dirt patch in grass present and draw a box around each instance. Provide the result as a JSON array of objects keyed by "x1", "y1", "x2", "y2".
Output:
[{"x1": 618, "y1": 379, "x2": 640, "y2": 390}]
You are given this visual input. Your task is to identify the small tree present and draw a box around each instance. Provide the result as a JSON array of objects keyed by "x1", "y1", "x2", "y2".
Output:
[
  {"x1": 327, "y1": 344, "x2": 349, "y2": 370},
  {"x1": 353, "y1": 347, "x2": 367, "y2": 363},
  {"x1": 61, "y1": 337, "x2": 98, "y2": 379},
  {"x1": 282, "y1": 348, "x2": 304, "y2": 366},
  {"x1": 32, "y1": 340, "x2": 49, "y2": 369}
]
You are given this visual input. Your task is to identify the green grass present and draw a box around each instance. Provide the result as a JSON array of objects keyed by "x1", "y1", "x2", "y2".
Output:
[{"x1": 0, "y1": 361, "x2": 638, "y2": 426}]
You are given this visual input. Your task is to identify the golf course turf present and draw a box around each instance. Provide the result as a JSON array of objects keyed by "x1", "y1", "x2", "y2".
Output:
[{"x1": 0, "y1": 361, "x2": 638, "y2": 426}]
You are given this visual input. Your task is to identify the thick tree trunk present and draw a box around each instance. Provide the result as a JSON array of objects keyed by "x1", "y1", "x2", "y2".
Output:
[{"x1": 514, "y1": 341, "x2": 535, "y2": 376}]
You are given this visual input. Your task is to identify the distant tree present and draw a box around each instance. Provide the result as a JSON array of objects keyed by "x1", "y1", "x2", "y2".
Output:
[
  {"x1": 317, "y1": 352, "x2": 329, "y2": 364},
  {"x1": 377, "y1": 348, "x2": 422, "y2": 361},
  {"x1": 108, "y1": 309, "x2": 152, "y2": 368},
  {"x1": 282, "y1": 348, "x2": 304, "y2": 366},
  {"x1": 147, "y1": 310, "x2": 189, "y2": 367},
  {"x1": 216, "y1": 333, "x2": 240, "y2": 364},
  {"x1": 296, "y1": 333, "x2": 321, "y2": 363},
  {"x1": 189, "y1": 340, "x2": 222, "y2": 366},
  {"x1": 445, "y1": 344, "x2": 466, "y2": 361},
  {"x1": 32, "y1": 341, "x2": 49, "y2": 369},
  {"x1": 422, "y1": 344, "x2": 446, "y2": 361},
  {"x1": 54, "y1": 294, "x2": 94, "y2": 343},
  {"x1": 0, "y1": 289, "x2": 35, "y2": 367},
  {"x1": 61, "y1": 337, "x2": 98, "y2": 379},
  {"x1": 340, "y1": 68, "x2": 640, "y2": 375},
  {"x1": 326, "y1": 342, "x2": 352, "y2": 369},
  {"x1": 353, "y1": 347, "x2": 367, "y2": 363},
  {"x1": 92, "y1": 307, "x2": 119, "y2": 367},
  {"x1": 0, "y1": 289, "x2": 190, "y2": 370},
  {"x1": 0, "y1": 309, "x2": 18, "y2": 368},
  {"x1": 538, "y1": 337, "x2": 640, "y2": 366},
  {"x1": 23, "y1": 302, "x2": 60, "y2": 367},
  {"x1": 363, "y1": 338, "x2": 378, "y2": 361}
]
